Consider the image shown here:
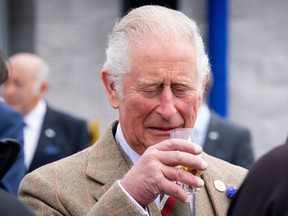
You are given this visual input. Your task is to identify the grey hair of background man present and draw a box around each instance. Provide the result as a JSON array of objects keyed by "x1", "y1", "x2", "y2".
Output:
[
  {"x1": 103, "y1": 5, "x2": 211, "y2": 99},
  {"x1": 32, "y1": 57, "x2": 50, "y2": 95}
]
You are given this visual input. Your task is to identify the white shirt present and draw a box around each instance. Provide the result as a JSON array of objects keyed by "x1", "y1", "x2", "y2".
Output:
[
  {"x1": 194, "y1": 103, "x2": 211, "y2": 148},
  {"x1": 115, "y1": 123, "x2": 194, "y2": 215},
  {"x1": 24, "y1": 100, "x2": 46, "y2": 169}
]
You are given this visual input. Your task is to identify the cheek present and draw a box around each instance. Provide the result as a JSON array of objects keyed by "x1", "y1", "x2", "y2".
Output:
[
  {"x1": 181, "y1": 96, "x2": 200, "y2": 126},
  {"x1": 119, "y1": 97, "x2": 155, "y2": 151},
  {"x1": 123, "y1": 96, "x2": 153, "y2": 120},
  {"x1": 120, "y1": 96, "x2": 156, "y2": 139}
]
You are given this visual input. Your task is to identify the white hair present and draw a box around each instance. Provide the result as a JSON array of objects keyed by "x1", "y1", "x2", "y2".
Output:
[
  {"x1": 103, "y1": 5, "x2": 210, "y2": 98},
  {"x1": 32, "y1": 58, "x2": 50, "y2": 94}
]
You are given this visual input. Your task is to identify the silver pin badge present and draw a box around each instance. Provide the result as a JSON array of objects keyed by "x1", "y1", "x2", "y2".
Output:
[
  {"x1": 214, "y1": 180, "x2": 226, "y2": 192},
  {"x1": 45, "y1": 128, "x2": 56, "y2": 138},
  {"x1": 209, "y1": 131, "x2": 219, "y2": 140}
]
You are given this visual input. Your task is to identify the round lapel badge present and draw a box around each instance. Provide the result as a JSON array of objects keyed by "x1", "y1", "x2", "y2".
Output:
[
  {"x1": 45, "y1": 128, "x2": 56, "y2": 138},
  {"x1": 214, "y1": 180, "x2": 226, "y2": 192}
]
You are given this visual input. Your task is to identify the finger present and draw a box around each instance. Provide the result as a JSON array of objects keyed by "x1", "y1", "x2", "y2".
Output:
[
  {"x1": 160, "y1": 167, "x2": 205, "y2": 203},
  {"x1": 162, "y1": 165, "x2": 205, "y2": 189},
  {"x1": 160, "y1": 177, "x2": 189, "y2": 203},
  {"x1": 155, "y1": 138, "x2": 203, "y2": 155},
  {"x1": 155, "y1": 149, "x2": 208, "y2": 172}
]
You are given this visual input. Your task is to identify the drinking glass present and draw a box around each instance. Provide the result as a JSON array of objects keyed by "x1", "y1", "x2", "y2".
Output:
[{"x1": 170, "y1": 128, "x2": 202, "y2": 195}]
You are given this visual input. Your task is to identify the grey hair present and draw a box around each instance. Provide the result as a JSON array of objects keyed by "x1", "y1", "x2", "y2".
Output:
[
  {"x1": 33, "y1": 58, "x2": 50, "y2": 94},
  {"x1": 103, "y1": 5, "x2": 210, "y2": 98}
]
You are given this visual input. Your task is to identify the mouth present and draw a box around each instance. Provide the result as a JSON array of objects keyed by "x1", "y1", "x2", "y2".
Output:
[{"x1": 146, "y1": 126, "x2": 178, "y2": 136}]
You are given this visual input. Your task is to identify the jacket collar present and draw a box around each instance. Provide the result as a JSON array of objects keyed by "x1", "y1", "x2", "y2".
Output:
[{"x1": 86, "y1": 121, "x2": 132, "y2": 198}]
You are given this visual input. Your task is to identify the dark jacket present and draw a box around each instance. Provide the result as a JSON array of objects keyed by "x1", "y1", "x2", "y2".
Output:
[
  {"x1": 28, "y1": 105, "x2": 90, "y2": 172},
  {"x1": 228, "y1": 137, "x2": 288, "y2": 216}
]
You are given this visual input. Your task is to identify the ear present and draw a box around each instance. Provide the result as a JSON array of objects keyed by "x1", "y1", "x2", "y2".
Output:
[
  {"x1": 101, "y1": 69, "x2": 120, "y2": 109},
  {"x1": 197, "y1": 72, "x2": 210, "y2": 108},
  {"x1": 39, "y1": 82, "x2": 49, "y2": 97},
  {"x1": 196, "y1": 94, "x2": 203, "y2": 110},
  {"x1": 202, "y1": 72, "x2": 210, "y2": 93}
]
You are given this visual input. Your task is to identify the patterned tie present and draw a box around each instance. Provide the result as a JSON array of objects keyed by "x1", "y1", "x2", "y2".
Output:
[{"x1": 161, "y1": 194, "x2": 192, "y2": 216}]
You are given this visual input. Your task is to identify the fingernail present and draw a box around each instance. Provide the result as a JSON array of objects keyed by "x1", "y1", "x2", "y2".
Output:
[
  {"x1": 201, "y1": 160, "x2": 208, "y2": 169},
  {"x1": 198, "y1": 178, "x2": 204, "y2": 187},
  {"x1": 195, "y1": 145, "x2": 202, "y2": 153}
]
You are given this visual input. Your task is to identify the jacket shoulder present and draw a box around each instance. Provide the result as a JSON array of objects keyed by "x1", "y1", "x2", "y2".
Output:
[{"x1": 203, "y1": 152, "x2": 248, "y2": 184}]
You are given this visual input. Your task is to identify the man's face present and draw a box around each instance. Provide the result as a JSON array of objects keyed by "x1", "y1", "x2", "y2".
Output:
[
  {"x1": 108, "y1": 39, "x2": 202, "y2": 154},
  {"x1": 2, "y1": 62, "x2": 43, "y2": 115}
]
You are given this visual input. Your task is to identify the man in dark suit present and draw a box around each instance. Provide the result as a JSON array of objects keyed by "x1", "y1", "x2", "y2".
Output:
[
  {"x1": 3, "y1": 53, "x2": 90, "y2": 172},
  {"x1": 27, "y1": 105, "x2": 91, "y2": 172}
]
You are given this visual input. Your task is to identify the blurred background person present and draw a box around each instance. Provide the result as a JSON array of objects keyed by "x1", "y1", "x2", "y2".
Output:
[
  {"x1": 0, "y1": 50, "x2": 26, "y2": 196},
  {"x1": 227, "y1": 136, "x2": 288, "y2": 216},
  {"x1": 0, "y1": 188, "x2": 36, "y2": 216},
  {"x1": 0, "y1": 141, "x2": 35, "y2": 215},
  {"x1": 195, "y1": 74, "x2": 255, "y2": 169},
  {"x1": 2, "y1": 52, "x2": 90, "y2": 173}
]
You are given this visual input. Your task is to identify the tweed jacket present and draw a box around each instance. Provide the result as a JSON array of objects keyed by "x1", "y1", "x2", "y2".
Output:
[{"x1": 19, "y1": 121, "x2": 247, "y2": 216}]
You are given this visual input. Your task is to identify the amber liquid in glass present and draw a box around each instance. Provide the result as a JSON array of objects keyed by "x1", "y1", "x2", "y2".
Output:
[{"x1": 178, "y1": 166, "x2": 202, "y2": 194}]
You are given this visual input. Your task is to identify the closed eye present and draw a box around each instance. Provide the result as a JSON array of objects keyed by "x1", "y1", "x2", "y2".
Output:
[
  {"x1": 141, "y1": 85, "x2": 163, "y2": 97},
  {"x1": 171, "y1": 84, "x2": 194, "y2": 97}
]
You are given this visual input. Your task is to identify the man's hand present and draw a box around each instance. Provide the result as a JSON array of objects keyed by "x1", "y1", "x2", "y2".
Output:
[{"x1": 120, "y1": 138, "x2": 208, "y2": 207}]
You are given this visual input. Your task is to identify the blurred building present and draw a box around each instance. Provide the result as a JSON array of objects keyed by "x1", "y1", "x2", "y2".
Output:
[{"x1": 0, "y1": 0, "x2": 287, "y2": 159}]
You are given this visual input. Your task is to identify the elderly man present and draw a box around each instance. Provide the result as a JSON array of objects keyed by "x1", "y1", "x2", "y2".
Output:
[
  {"x1": 3, "y1": 53, "x2": 90, "y2": 173},
  {"x1": 19, "y1": 5, "x2": 247, "y2": 216}
]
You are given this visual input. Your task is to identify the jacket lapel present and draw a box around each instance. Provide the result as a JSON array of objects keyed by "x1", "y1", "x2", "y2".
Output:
[
  {"x1": 203, "y1": 113, "x2": 221, "y2": 154},
  {"x1": 195, "y1": 152, "x2": 236, "y2": 216},
  {"x1": 85, "y1": 122, "x2": 130, "y2": 197},
  {"x1": 85, "y1": 121, "x2": 161, "y2": 215}
]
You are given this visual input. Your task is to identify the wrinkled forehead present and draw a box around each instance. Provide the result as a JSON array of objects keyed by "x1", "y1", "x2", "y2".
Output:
[{"x1": 130, "y1": 37, "x2": 197, "y2": 72}]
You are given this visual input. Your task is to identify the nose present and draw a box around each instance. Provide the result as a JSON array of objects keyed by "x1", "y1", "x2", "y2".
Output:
[{"x1": 156, "y1": 86, "x2": 177, "y2": 121}]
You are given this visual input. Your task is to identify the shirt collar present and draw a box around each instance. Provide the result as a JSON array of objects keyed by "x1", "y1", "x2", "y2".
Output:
[{"x1": 24, "y1": 100, "x2": 47, "y2": 128}]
